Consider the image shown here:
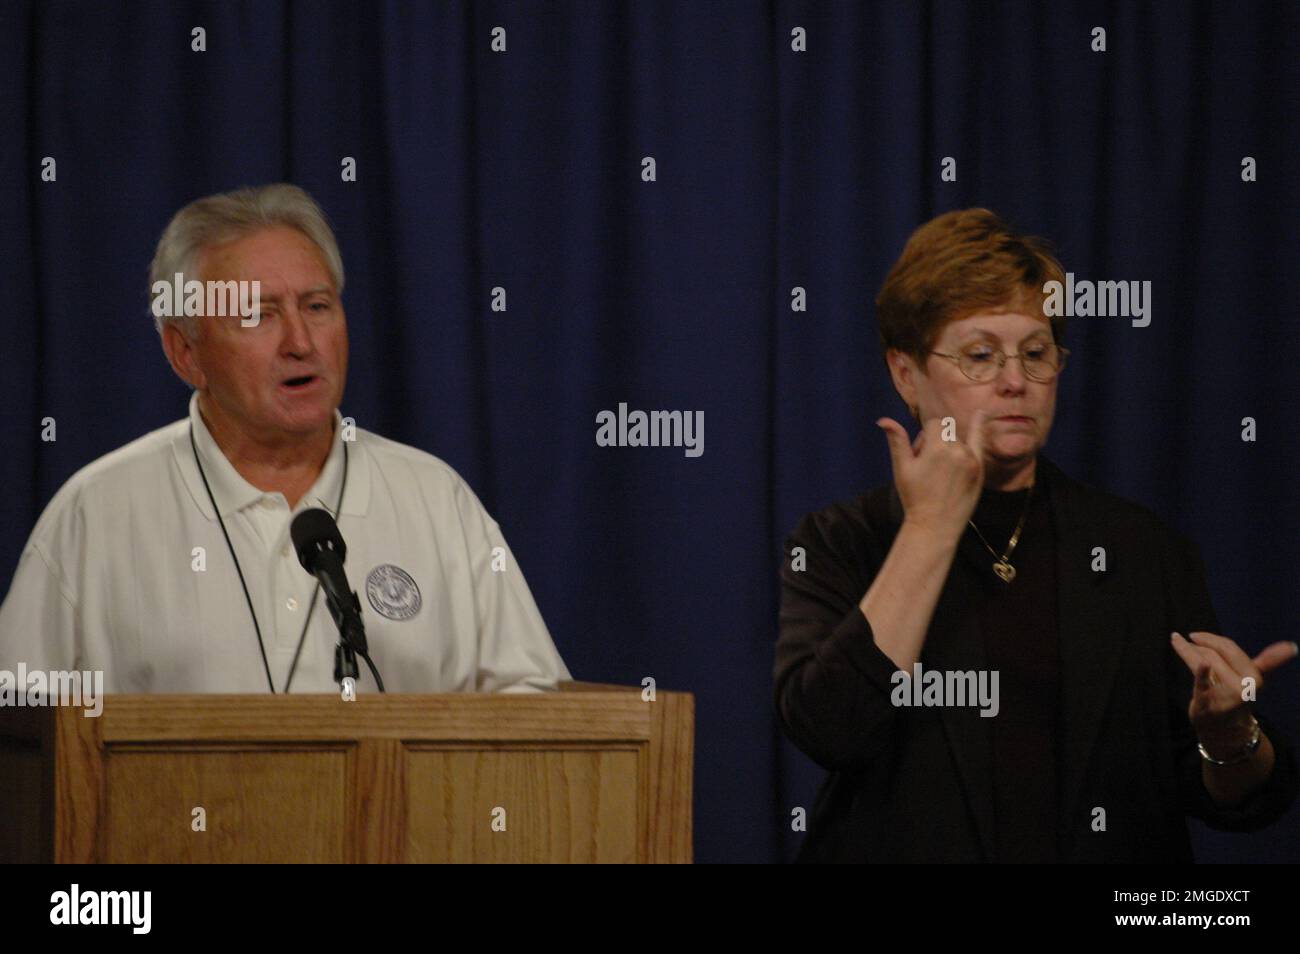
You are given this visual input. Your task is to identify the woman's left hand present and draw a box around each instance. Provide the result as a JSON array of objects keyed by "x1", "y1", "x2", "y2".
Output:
[{"x1": 1171, "y1": 631, "x2": 1298, "y2": 754}]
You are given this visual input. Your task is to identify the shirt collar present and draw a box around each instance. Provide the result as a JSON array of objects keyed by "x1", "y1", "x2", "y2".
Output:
[{"x1": 177, "y1": 390, "x2": 367, "y2": 520}]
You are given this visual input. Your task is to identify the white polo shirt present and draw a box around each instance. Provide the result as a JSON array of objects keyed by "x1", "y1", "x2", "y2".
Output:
[{"x1": 0, "y1": 392, "x2": 571, "y2": 694}]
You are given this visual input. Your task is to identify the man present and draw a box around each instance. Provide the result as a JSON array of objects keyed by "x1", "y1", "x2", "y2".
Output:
[{"x1": 0, "y1": 183, "x2": 571, "y2": 694}]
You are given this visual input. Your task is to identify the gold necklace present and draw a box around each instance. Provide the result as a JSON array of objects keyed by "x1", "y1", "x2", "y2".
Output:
[{"x1": 967, "y1": 482, "x2": 1034, "y2": 583}]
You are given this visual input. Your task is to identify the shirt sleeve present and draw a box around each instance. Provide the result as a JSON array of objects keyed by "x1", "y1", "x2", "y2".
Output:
[
  {"x1": 0, "y1": 537, "x2": 82, "y2": 679},
  {"x1": 450, "y1": 478, "x2": 572, "y2": 693},
  {"x1": 1163, "y1": 530, "x2": 1298, "y2": 831},
  {"x1": 774, "y1": 508, "x2": 905, "y2": 771}
]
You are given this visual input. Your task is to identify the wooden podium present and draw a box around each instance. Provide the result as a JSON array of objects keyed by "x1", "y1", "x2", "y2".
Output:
[{"x1": 0, "y1": 682, "x2": 693, "y2": 863}]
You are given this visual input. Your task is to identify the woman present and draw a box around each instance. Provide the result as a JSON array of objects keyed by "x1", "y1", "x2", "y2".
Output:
[{"x1": 774, "y1": 208, "x2": 1297, "y2": 862}]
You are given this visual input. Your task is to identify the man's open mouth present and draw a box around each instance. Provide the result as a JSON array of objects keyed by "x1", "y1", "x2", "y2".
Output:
[{"x1": 281, "y1": 375, "x2": 318, "y2": 389}]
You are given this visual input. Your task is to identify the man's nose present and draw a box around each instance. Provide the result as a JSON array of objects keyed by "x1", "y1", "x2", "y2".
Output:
[{"x1": 279, "y1": 303, "x2": 315, "y2": 356}]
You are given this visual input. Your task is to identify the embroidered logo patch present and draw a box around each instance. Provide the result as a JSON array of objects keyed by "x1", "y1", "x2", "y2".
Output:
[{"x1": 365, "y1": 564, "x2": 422, "y2": 621}]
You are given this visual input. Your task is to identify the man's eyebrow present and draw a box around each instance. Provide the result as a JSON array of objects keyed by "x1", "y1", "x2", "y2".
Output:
[{"x1": 257, "y1": 286, "x2": 334, "y2": 305}]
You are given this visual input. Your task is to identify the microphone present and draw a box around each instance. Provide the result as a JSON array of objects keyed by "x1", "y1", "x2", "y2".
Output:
[{"x1": 291, "y1": 508, "x2": 384, "y2": 692}]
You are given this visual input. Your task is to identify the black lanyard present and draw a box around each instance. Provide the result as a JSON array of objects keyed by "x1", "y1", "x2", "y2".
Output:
[{"x1": 189, "y1": 422, "x2": 349, "y2": 693}]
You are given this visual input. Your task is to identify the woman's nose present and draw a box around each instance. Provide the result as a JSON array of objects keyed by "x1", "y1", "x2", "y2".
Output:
[{"x1": 995, "y1": 355, "x2": 1028, "y2": 388}]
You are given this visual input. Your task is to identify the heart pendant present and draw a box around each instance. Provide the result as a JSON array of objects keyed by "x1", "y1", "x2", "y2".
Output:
[{"x1": 993, "y1": 561, "x2": 1016, "y2": 583}]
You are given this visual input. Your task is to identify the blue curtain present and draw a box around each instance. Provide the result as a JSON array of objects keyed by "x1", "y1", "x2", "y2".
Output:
[{"x1": 1, "y1": 0, "x2": 1296, "y2": 863}]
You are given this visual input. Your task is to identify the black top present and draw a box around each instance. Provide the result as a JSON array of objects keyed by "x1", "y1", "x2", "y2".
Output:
[
  {"x1": 963, "y1": 482, "x2": 1060, "y2": 862},
  {"x1": 774, "y1": 453, "x2": 1299, "y2": 862}
]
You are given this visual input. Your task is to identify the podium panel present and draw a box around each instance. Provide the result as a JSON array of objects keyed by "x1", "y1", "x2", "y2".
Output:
[
  {"x1": 0, "y1": 684, "x2": 693, "y2": 864},
  {"x1": 406, "y1": 748, "x2": 640, "y2": 862},
  {"x1": 106, "y1": 748, "x2": 350, "y2": 863}
]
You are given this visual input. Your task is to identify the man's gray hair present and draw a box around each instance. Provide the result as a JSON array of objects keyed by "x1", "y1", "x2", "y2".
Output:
[{"x1": 148, "y1": 183, "x2": 345, "y2": 335}]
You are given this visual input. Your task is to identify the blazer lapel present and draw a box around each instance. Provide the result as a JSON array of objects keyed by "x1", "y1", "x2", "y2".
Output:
[
  {"x1": 884, "y1": 485, "x2": 998, "y2": 862},
  {"x1": 1039, "y1": 455, "x2": 1130, "y2": 848},
  {"x1": 928, "y1": 568, "x2": 999, "y2": 861}
]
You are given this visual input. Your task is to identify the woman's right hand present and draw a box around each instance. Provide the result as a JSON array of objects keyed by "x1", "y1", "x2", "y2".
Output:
[{"x1": 876, "y1": 410, "x2": 989, "y2": 541}]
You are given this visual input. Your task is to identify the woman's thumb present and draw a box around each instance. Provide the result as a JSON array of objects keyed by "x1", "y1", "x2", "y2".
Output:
[{"x1": 876, "y1": 417, "x2": 910, "y2": 471}]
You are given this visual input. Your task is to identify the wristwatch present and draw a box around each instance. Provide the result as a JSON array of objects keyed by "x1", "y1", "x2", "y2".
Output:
[{"x1": 1198, "y1": 715, "x2": 1262, "y2": 766}]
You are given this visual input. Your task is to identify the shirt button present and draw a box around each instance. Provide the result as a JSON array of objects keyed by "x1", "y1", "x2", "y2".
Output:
[
  {"x1": 281, "y1": 544, "x2": 291, "y2": 558},
  {"x1": 286, "y1": 597, "x2": 299, "y2": 611}
]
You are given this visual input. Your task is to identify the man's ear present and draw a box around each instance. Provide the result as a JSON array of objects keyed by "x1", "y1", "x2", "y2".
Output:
[{"x1": 160, "y1": 321, "x2": 206, "y2": 390}]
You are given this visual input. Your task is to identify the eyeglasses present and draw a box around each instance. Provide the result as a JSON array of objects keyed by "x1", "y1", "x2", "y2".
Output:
[{"x1": 929, "y1": 341, "x2": 1069, "y2": 383}]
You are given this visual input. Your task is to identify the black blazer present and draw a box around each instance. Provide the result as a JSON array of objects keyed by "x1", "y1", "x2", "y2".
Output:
[{"x1": 775, "y1": 454, "x2": 1297, "y2": 862}]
